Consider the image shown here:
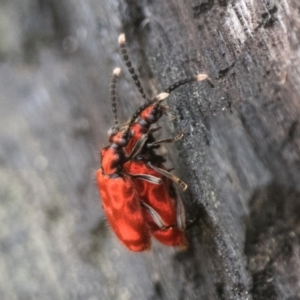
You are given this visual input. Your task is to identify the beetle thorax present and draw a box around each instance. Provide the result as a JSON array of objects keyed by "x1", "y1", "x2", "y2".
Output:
[{"x1": 140, "y1": 104, "x2": 166, "y2": 124}]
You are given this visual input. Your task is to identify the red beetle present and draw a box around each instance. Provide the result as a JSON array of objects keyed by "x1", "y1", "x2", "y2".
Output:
[{"x1": 97, "y1": 34, "x2": 208, "y2": 251}]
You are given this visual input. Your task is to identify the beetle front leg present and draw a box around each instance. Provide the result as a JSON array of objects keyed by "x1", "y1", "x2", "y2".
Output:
[
  {"x1": 147, "y1": 132, "x2": 183, "y2": 149},
  {"x1": 147, "y1": 162, "x2": 188, "y2": 191},
  {"x1": 126, "y1": 127, "x2": 162, "y2": 160},
  {"x1": 129, "y1": 173, "x2": 162, "y2": 185}
]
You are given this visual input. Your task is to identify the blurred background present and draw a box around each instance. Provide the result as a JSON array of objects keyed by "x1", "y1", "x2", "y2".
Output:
[{"x1": 0, "y1": 1, "x2": 166, "y2": 299}]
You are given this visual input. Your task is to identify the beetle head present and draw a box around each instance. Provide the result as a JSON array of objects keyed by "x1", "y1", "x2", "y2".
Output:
[{"x1": 108, "y1": 127, "x2": 130, "y2": 147}]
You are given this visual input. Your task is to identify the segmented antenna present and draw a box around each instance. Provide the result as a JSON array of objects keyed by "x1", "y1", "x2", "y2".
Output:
[
  {"x1": 124, "y1": 92, "x2": 169, "y2": 136},
  {"x1": 110, "y1": 68, "x2": 121, "y2": 130},
  {"x1": 118, "y1": 33, "x2": 149, "y2": 102},
  {"x1": 152, "y1": 74, "x2": 208, "y2": 110},
  {"x1": 117, "y1": 33, "x2": 209, "y2": 134},
  {"x1": 165, "y1": 74, "x2": 208, "y2": 93}
]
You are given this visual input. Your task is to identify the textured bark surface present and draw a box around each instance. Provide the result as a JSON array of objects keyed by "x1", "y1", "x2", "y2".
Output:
[{"x1": 1, "y1": 0, "x2": 300, "y2": 299}]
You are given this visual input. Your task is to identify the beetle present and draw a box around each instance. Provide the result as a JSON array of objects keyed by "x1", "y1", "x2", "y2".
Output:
[{"x1": 97, "y1": 34, "x2": 209, "y2": 251}]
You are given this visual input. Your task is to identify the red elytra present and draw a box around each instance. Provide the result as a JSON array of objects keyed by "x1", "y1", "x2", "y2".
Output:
[{"x1": 96, "y1": 129, "x2": 154, "y2": 251}]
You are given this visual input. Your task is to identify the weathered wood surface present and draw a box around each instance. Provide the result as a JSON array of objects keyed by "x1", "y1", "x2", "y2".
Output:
[{"x1": 1, "y1": 0, "x2": 300, "y2": 299}]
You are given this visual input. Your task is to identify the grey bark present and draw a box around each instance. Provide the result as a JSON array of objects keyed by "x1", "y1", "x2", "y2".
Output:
[{"x1": 1, "y1": 0, "x2": 300, "y2": 299}]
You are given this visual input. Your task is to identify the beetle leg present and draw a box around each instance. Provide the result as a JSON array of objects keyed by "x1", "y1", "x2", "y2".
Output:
[
  {"x1": 141, "y1": 201, "x2": 167, "y2": 229},
  {"x1": 126, "y1": 127, "x2": 161, "y2": 160},
  {"x1": 175, "y1": 192, "x2": 186, "y2": 230},
  {"x1": 129, "y1": 173, "x2": 162, "y2": 184},
  {"x1": 165, "y1": 112, "x2": 176, "y2": 120},
  {"x1": 147, "y1": 126, "x2": 161, "y2": 134},
  {"x1": 147, "y1": 162, "x2": 188, "y2": 191},
  {"x1": 147, "y1": 133, "x2": 183, "y2": 148},
  {"x1": 126, "y1": 133, "x2": 149, "y2": 160},
  {"x1": 142, "y1": 201, "x2": 184, "y2": 231}
]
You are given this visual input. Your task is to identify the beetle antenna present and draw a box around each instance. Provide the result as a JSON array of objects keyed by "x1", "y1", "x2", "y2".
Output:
[
  {"x1": 110, "y1": 68, "x2": 121, "y2": 130},
  {"x1": 124, "y1": 92, "x2": 170, "y2": 136},
  {"x1": 123, "y1": 72, "x2": 209, "y2": 131},
  {"x1": 165, "y1": 74, "x2": 208, "y2": 93},
  {"x1": 118, "y1": 33, "x2": 150, "y2": 102}
]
